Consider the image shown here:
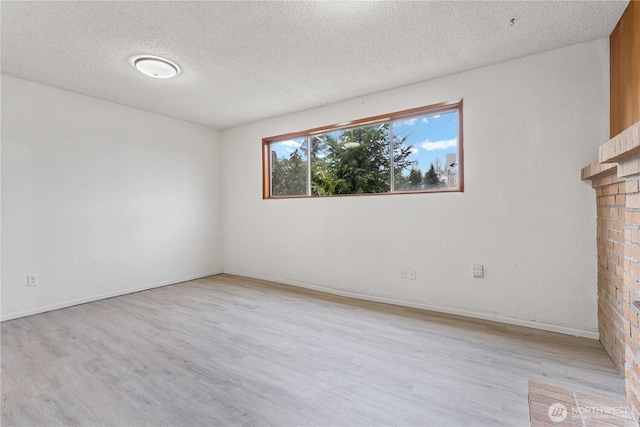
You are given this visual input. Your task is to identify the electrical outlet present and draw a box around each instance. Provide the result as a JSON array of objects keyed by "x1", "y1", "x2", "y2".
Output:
[
  {"x1": 27, "y1": 274, "x2": 38, "y2": 287},
  {"x1": 408, "y1": 269, "x2": 416, "y2": 280},
  {"x1": 400, "y1": 268, "x2": 406, "y2": 279},
  {"x1": 472, "y1": 264, "x2": 484, "y2": 278}
]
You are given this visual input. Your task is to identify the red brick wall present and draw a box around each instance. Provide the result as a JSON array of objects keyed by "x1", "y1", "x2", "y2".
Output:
[
  {"x1": 595, "y1": 176, "x2": 626, "y2": 371},
  {"x1": 583, "y1": 122, "x2": 640, "y2": 423},
  {"x1": 623, "y1": 174, "x2": 640, "y2": 420}
]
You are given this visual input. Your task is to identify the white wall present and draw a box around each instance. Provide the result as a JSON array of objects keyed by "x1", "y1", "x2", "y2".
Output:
[
  {"x1": 222, "y1": 39, "x2": 610, "y2": 338},
  {"x1": 1, "y1": 40, "x2": 610, "y2": 336},
  {"x1": 1, "y1": 75, "x2": 223, "y2": 320}
]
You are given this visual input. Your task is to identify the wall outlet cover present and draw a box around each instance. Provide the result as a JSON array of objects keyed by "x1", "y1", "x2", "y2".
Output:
[{"x1": 472, "y1": 264, "x2": 484, "y2": 278}]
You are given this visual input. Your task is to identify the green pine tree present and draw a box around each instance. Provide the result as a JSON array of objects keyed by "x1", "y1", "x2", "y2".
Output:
[
  {"x1": 408, "y1": 167, "x2": 423, "y2": 189},
  {"x1": 424, "y1": 163, "x2": 440, "y2": 188}
]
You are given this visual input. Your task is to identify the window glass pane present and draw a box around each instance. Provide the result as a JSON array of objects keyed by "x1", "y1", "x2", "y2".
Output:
[
  {"x1": 270, "y1": 138, "x2": 308, "y2": 196},
  {"x1": 310, "y1": 134, "x2": 334, "y2": 196},
  {"x1": 263, "y1": 101, "x2": 463, "y2": 199},
  {"x1": 311, "y1": 124, "x2": 391, "y2": 195},
  {"x1": 392, "y1": 110, "x2": 459, "y2": 191}
]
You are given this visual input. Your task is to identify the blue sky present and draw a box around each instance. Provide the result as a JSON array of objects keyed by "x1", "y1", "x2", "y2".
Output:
[
  {"x1": 393, "y1": 110, "x2": 459, "y2": 176},
  {"x1": 271, "y1": 110, "x2": 459, "y2": 176}
]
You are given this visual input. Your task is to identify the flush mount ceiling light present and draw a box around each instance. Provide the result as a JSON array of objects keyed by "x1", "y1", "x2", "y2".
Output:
[{"x1": 133, "y1": 56, "x2": 179, "y2": 79}]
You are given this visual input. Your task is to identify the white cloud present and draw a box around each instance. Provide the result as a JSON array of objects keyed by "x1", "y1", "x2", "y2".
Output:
[
  {"x1": 403, "y1": 118, "x2": 417, "y2": 126},
  {"x1": 279, "y1": 139, "x2": 302, "y2": 148},
  {"x1": 422, "y1": 118, "x2": 429, "y2": 124},
  {"x1": 409, "y1": 146, "x2": 420, "y2": 155},
  {"x1": 433, "y1": 114, "x2": 441, "y2": 119},
  {"x1": 420, "y1": 138, "x2": 457, "y2": 151},
  {"x1": 275, "y1": 139, "x2": 303, "y2": 154}
]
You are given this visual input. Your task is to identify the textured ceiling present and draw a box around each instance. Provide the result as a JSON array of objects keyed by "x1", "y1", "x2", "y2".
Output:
[{"x1": 1, "y1": 1, "x2": 629, "y2": 130}]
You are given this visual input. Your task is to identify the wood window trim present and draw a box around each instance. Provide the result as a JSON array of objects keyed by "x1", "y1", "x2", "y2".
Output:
[{"x1": 263, "y1": 99, "x2": 464, "y2": 199}]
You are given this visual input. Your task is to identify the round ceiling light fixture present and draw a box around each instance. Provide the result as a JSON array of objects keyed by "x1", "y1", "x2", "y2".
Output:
[{"x1": 133, "y1": 56, "x2": 179, "y2": 79}]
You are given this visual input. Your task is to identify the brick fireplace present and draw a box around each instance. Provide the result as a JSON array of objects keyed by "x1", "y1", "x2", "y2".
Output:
[{"x1": 582, "y1": 121, "x2": 640, "y2": 423}]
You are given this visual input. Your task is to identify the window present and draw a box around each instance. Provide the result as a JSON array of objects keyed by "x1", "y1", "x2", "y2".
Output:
[{"x1": 262, "y1": 100, "x2": 463, "y2": 198}]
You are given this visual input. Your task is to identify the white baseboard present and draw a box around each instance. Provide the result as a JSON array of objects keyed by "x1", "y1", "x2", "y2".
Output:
[
  {"x1": 2, "y1": 269, "x2": 601, "y2": 340},
  {"x1": 224, "y1": 270, "x2": 600, "y2": 340},
  {"x1": 0, "y1": 270, "x2": 223, "y2": 322}
]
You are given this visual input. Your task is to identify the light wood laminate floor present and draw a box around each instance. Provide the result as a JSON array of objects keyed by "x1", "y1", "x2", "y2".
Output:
[{"x1": 1, "y1": 274, "x2": 627, "y2": 426}]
